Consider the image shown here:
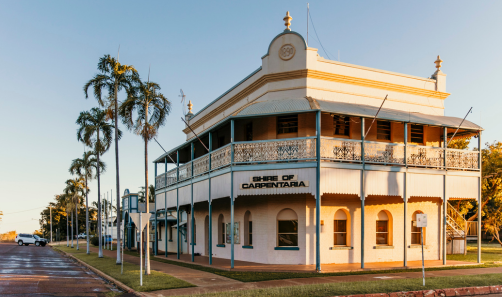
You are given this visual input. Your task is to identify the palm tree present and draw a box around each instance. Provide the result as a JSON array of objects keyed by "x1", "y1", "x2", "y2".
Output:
[
  {"x1": 120, "y1": 80, "x2": 171, "y2": 274},
  {"x1": 77, "y1": 107, "x2": 118, "y2": 257},
  {"x1": 64, "y1": 178, "x2": 85, "y2": 250},
  {"x1": 138, "y1": 185, "x2": 155, "y2": 203},
  {"x1": 69, "y1": 151, "x2": 105, "y2": 254},
  {"x1": 84, "y1": 54, "x2": 138, "y2": 263},
  {"x1": 58, "y1": 194, "x2": 71, "y2": 247}
]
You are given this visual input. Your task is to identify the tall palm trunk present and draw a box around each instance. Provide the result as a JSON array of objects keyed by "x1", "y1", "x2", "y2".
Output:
[
  {"x1": 144, "y1": 103, "x2": 150, "y2": 275},
  {"x1": 75, "y1": 201, "x2": 79, "y2": 250},
  {"x1": 85, "y1": 177, "x2": 90, "y2": 254},
  {"x1": 66, "y1": 211, "x2": 69, "y2": 247},
  {"x1": 97, "y1": 131, "x2": 103, "y2": 258},
  {"x1": 71, "y1": 211, "x2": 74, "y2": 248},
  {"x1": 114, "y1": 81, "x2": 122, "y2": 264}
]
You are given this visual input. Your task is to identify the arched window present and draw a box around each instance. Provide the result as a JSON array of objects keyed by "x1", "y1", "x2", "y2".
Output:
[
  {"x1": 412, "y1": 211, "x2": 425, "y2": 245},
  {"x1": 277, "y1": 209, "x2": 298, "y2": 247},
  {"x1": 376, "y1": 210, "x2": 392, "y2": 246},
  {"x1": 244, "y1": 211, "x2": 252, "y2": 246},
  {"x1": 218, "y1": 214, "x2": 225, "y2": 245},
  {"x1": 334, "y1": 209, "x2": 350, "y2": 246}
]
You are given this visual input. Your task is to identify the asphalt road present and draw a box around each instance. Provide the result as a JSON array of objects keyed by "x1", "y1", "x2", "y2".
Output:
[{"x1": 0, "y1": 242, "x2": 120, "y2": 296}]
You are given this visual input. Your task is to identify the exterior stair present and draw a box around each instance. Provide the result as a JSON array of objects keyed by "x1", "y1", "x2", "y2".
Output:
[{"x1": 446, "y1": 202, "x2": 467, "y2": 254}]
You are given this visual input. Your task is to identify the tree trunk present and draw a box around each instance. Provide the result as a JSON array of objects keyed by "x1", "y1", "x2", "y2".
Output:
[
  {"x1": 86, "y1": 176, "x2": 90, "y2": 254},
  {"x1": 71, "y1": 211, "x2": 74, "y2": 248},
  {"x1": 145, "y1": 136, "x2": 150, "y2": 274},
  {"x1": 76, "y1": 201, "x2": 79, "y2": 250},
  {"x1": 97, "y1": 132, "x2": 103, "y2": 258},
  {"x1": 114, "y1": 80, "x2": 122, "y2": 264},
  {"x1": 66, "y1": 211, "x2": 69, "y2": 247}
]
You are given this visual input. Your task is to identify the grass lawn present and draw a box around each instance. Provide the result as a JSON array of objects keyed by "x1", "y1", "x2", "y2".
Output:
[
  {"x1": 186, "y1": 273, "x2": 502, "y2": 297},
  {"x1": 447, "y1": 242, "x2": 502, "y2": 263},
  {"x1": 53, "y1": 246, "x2": 194, "y2": 292},
  {"x1": 123, "y1": 249, "x2": 501, "y2": 283}
]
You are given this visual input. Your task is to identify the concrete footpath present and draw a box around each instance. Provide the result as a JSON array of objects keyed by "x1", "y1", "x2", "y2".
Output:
[{"x1": 77, "y1": 245, "x2": 502, "y2": 296}]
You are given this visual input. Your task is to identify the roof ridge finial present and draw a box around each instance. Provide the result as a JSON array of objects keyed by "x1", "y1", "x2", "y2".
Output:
[
  {"x1": 435, "y1": 55, "x2": 443, "y2": 70},
  {"x1": 187, "y1": 100, "x2": 193, "y2": 114},
  {"x1": 283, "y1": 11, "x2": 292, "y2": 31}
]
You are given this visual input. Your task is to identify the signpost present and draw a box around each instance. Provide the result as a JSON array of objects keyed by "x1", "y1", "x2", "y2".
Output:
[
  {"x1": 416, "y1": 213, "x2": 427, "y2": 286},
  {"x1": 128, "y1": 212, "x2": 151, "y2": 286}
]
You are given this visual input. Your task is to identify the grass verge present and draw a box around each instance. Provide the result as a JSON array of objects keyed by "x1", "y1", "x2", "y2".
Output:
[
  {"x1": 54, "y1": 246, "x2": 195, "y2": 292},
  {"x1": 186, "y1": 273, "x2": 502, "y2": 297},
  {"x1": 123, "y1": 250, "x2": 501, "y2": 283},
  {"x1": 447, "y1": 242, "x2": 502, "y2": 263}
]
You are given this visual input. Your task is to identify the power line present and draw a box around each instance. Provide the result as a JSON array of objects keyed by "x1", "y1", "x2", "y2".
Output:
[
  {"x1": 308, "y1": 10, "x2": 331, "y2": 60},
  {"x1": 3, "y1": 206, "x2": 47, "y2": 215}
]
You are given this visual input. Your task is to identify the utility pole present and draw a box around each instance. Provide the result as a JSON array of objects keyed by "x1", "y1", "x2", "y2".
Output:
[{"x1": 50, "y1": 206, "x2": 53, "y2": 243}]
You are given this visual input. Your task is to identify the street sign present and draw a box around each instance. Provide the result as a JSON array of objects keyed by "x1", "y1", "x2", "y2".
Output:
[
  {"x1": 416, "y1": 214, "x2": 428, "y2": 228},
  {"x1": 129, "y1": 213, "x2": 152, "y2": 231}
]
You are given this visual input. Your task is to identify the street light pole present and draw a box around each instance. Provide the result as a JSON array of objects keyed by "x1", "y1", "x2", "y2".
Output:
[{"x1": 50, "y1": 206, "x2": 53, "y2": 243}]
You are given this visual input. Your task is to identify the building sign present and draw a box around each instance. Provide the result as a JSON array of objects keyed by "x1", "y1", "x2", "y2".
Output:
[{"x1": 240, "y1": 175, "x2": 309, "y2": 190}]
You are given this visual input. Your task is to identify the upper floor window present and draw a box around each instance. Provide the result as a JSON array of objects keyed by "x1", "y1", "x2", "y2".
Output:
[
  {"x1": 377, "y1": 121, "x2": 391, "y2": 140},
  {"x1": 411, "y1": 124, "x2": 424, "y2": 144},
  {"x1": 333, "y1": 115, "x2": 350, "y2": 136},
  {"x1": 277, "y1": 115, "x2": 298, "y2": 134},
  {"x1": 246, "y1": 122, "x2": 253, "y2": 141}
]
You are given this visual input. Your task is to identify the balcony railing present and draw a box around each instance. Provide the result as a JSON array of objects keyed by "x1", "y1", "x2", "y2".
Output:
[{"x1": 155, "y1": 137, "x2": 480, "y2": 189}]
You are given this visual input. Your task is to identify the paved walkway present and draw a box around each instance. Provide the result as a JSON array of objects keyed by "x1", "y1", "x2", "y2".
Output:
[{"x1": 74, "y1": 246, "x2": 502, "y2": 296}]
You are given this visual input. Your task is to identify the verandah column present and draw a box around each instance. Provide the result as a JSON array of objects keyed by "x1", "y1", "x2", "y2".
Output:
[
  {"x1": 443, "y1": 127, "x2": 447, "y2": 265},
  {"x1": 477, "y1": 131, "x2": 482, "y2": 263},
  {"x1": 191, "y1": 142, "x2": 195, "y2": 262},
  {"x1": 315, "y1": 111, "x2": 321, "y2": 272},
  {"x1": 230, "y1": 119, "x2": 235, "y2": 269},
  {"x1": 176, "y1": 150, "x2": 180, "y2": 259},
  {"x1": 360, "y1": 117, "x2": 366, "y2": 269},
  {"x1": 403, "y1": 123, "x2": 408, "y2": 267},
  {"x1": 154, "y1": 163, "x2": 158, "y2": 256},
  {"x1": 208, "y1": 131, "x2": 213, "y2": 265}
]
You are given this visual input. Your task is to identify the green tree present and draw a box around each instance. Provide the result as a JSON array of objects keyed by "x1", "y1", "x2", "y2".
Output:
[
  {"x1": 138, "y1": 185, "x2": 155, "y2": 203},
  {"x1": 77, "y1": 107, "x2": 118, "y2": 257},
  {"x1": 0, "y1": 211, "x2": 3, "y2": 223},
  {"x1": 448, "y1": 137, "x2": 471, "y2": 149},
  {"x1": 119, "y1": 80, "x2": 171, "y2": 274},
  {"x1": 69, "y1": 151, "x2": 105, "y2": 254},
  {"x1": 64, "y1": 178, "x2": 85, "y2": 249},
  {"x1": 84, "y1": 54, "x2": 138, "y2": 264}
]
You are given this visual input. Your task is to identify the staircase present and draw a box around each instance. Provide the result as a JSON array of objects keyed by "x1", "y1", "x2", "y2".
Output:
[{"x1": 446, "y1": 202, "x2": 467, "y2": 254}]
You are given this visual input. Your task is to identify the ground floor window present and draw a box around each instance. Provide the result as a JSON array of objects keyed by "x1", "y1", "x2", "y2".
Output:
[
  {"x1": 218, "y1": 214, "x2": 225, "y2": 244},
  {"x1": 334, "y1": 209, "x2": 349, "y2": 246},
  {"x1": 376, "y1": 210, "x2": 391, "y2": 245},
  {"x1": 244, "y1": 211, "x2": 252, "y2": 246},
  {"x1": 277, "y1": 208, "x2": 298, "y2": 247},
  {"x1": 411, "y1": 211, "x2": 425, "y2": 245}
]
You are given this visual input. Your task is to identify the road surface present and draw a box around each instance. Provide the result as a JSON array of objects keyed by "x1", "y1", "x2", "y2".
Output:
[{"x1": 0, "y1": 242, "x2": 120, "y2": 296}]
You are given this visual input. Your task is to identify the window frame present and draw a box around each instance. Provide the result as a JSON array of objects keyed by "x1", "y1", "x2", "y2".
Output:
[
  {"x1": 333, "y1": 219, "x2": 347, "y2": 246},
  {"x1": 277, "y1": 219, "x2": 299, "y2": 247},
  {"x1": 411, "y1": 211, "x2": 425, "y2": 245},
  {"x1": 410, "y1": 124, "x2": 424, "y2": 144},
  {"x1": 277, "y1": 115, "x2": 298, "y2": 134},
  {"x1": 376, "y1": 220, "x2": 389, "y2": 245},
  {"x1": 333, "y1": 115, "x2": 350, "y2": 137},
  {"x1": 376, "y1": 120, "x2": 391, "y2": 141}
]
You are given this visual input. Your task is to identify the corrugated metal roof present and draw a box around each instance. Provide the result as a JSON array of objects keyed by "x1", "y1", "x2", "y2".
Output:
[{"x1": 235, "y1": 98, "x2": 482, "y2": 130}]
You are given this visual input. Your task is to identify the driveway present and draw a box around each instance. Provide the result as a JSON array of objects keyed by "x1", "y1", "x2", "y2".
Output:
[{"x1": 0, "y1": 242, "x2": 119, "y2": 296}]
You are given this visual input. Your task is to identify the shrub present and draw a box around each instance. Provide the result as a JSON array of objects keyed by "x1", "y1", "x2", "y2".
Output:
[{"x1": 90, "y1": 236, "x2": 103, "y2": 246}]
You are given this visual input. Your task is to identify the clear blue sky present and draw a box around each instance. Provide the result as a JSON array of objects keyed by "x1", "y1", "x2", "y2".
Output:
[{"x1": 1, "y1": 1, "x2": 500, "y2": 234}]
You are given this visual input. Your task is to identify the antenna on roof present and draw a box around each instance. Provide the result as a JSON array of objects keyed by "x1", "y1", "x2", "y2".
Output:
[
  {"x1": 179, "y1": 89, "x2": 186, "y2": 117},
  {"x1": 181, "y1": 117, "x2": 209, "y2": 152},
  {"x1": 446, "y1": 107, "x2": 473, "y2": 147},
  {"x1": 364, "y1": 95, "x2": 388, "y2": 138}
]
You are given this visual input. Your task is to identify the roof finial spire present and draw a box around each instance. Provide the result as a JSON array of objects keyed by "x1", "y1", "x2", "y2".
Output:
[
  {"x1": 283, "y1": 11, "x2": 292, "y2": 31},
  {"x1": 435, "y1": 55, "x2": 443, "y2": 70},
  {"x1": 187, "y1": 100, "x2": 193, "y2": 114}
]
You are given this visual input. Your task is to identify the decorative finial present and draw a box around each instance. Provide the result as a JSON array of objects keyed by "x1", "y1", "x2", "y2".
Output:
[
  {"x1": 435, "y1": 55, "x2": 443, "y2": 70},
  {"x1": 283, "y1": 11, "x2": 292, "y2": 31},
  {"x1": 187, "y1": 100, "x2": 193, "y2": 114}
]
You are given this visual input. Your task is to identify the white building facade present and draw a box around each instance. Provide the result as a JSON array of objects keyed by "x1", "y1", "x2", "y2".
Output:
[{"x1": 151, "y1": 13, "x2": 482, "y2": 270}]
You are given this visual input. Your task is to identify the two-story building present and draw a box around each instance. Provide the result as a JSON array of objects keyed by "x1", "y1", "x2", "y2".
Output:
[{"x1": 151, "y1": 12, "x2": 482, "y2": 271}]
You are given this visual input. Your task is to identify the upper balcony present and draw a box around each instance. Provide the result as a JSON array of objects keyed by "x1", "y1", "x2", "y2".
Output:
[{"x1": 154, "y1": 98, "x2": 482, "y2": 190}]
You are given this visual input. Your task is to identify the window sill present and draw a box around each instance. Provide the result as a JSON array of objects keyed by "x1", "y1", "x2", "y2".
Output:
[
  {"x1": 409, "y1": 245, "x2": 428, "y2": 249},
  {"x1": 330, "y1": 246, "x2": 353, "y2": 250},
  {"x1": 374, "y1": 245, "x2": 394, "y2": 249},
  {"x1": 168, "y1": 240, "x2": 173, "y2": 242},
  {"x1": 216, "y1": 244, "x2": 225, "y2": 248},
  {"x1": 190, "y1": 243, "x2": 196, "y2": 246},
  {"x1": 242, "y1": 245, "x2": 253, "y2": 249},
  {"x1": 274, "y1": 247, "x2": 299, "y2": 250}
]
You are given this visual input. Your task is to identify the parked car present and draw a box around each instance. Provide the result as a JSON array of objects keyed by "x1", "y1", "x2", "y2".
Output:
[
  {"x1": 15, "y1": 234, "x2": 47, "y2": 247},
  {"x1": 77, "y1": 233, "x2": 87, "y2": 239}
]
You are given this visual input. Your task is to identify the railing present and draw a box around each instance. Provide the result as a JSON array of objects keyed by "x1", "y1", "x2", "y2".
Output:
[
  {"x1": 178, "y1": 162, "x2": 192, "y2": 181},
  {"x1": 446, "y1": 202, "x2": 466, "y2": 239},
  {"x1": 193, "y1": 155, "x2": 210, "y2": 176},
  {"x1": 365, "y1": 141, "x2": 405, "y2": 165},
  {"x1": 446, "y1": 149, "x2": 479, "y2": 170},
  {"x1": 234, "y1": 137, "x2": 316, "y2": 163},
  {"x1": 155, "y1": 137, "x2": 480, "y2": 190},
  {"x1": 407, "y1": 145, "x2": 444, "y2": 168},
  {"x1": 321, "y1": 137, "x2": 361, "y2": 162},
  {"x1": 211, "y1": 144, "x2": 232, "y2": 169}
]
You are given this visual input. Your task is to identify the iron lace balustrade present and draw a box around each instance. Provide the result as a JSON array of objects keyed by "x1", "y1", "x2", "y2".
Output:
[
  {"x1": 193, "y1": 155, "x2": 210, "y2": 176},
  {"x1": 233, "y1": 137, "x2": 316, "y2": 164},
  {"x1": 407, "y1": 145, "x2": 444, "y2": 169},
  {"x1": 178, "y1": 162, "x2": 192, "y2": 181},
  {"x1": 446, "y1": 148, "x2": 479, "y2": 170},
  {"x1": 210, "y1": 144, "x2": 232, "y2": 170},
  {"x1": 156, "y1": 173, "x2": 167, "y2": 189},
  {"x1": 166, "y1": 168, "x2": 177, "y2": 187},
  {"x1": 320, "y1": 137, "x2": 361, "y2": 162},
  {"x1": 364, "y1": 141, "x2": 405, "y2": 165}
]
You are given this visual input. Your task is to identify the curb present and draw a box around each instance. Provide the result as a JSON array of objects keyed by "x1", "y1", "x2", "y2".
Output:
[
  {"x1": 51, "y1": 246, "x2": 142, "y2": 296},
  {"x1": 337, "y1": 285, "x2": 502, "y2": 297}
]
